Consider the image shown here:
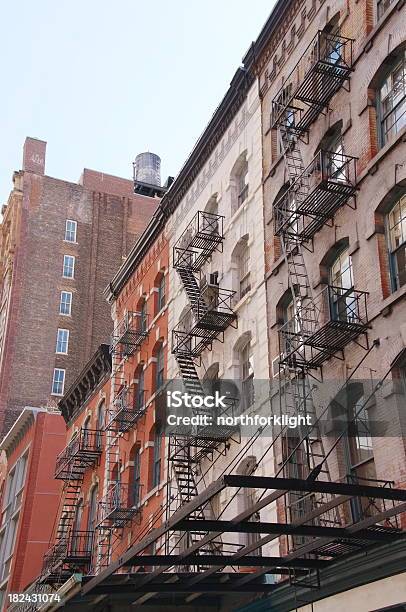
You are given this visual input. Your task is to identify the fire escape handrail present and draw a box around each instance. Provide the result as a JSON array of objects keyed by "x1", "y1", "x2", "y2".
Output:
[
  {"x1": 98, "y1": 482, "x2": 143, "y2": 526},
  {"x1": 54, "y1": 428, "x2": 103, "y2": 476},
  {"x1": 273, "y1": 149, "x2": 358, "y2": 227},
  {"x1": 271, "y1": 30, "x2": 354, "y2": 127}
]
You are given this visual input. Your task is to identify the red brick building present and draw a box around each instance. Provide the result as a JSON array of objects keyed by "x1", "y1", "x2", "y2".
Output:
[
  {"x1": 0, "y1": 408, "x2": 65, "y2": 609},
  {"x1": 0, "y1": 137, "x2": 160, "y2": 436},
  {"x1": 33, "y1": 219, "x2": 169, "y2": 593}
]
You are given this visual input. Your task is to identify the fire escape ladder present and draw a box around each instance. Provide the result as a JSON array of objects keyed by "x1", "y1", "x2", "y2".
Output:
[{"x1": 177, "y1": 268, "x2": 208, "y2": 318}]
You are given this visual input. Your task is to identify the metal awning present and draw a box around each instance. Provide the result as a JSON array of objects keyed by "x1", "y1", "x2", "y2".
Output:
[{"x1": 64, "y1": 475, "x2": 406, "y2": 608}]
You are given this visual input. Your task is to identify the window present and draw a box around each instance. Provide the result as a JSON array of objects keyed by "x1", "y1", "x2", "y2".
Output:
[
  {"x1": 136, "y1": 368, "x2": 145, "y2": 410},
  {"x1": 157, "y1": 275, "x2": 166, "y2": 312},
  {"x1": 65, "y1": 219, "x2": 77, "y2": 243},
  {"x1": 387, "y1": 194, "x2": 406, "y2": 291},
  {"x1": 377, "y1": 0, "x2": 394, "y2": 19},
  {"x1": 52, "y1": 368, "x2": 65, "y2": 395},
  {"x1": 155, "y1": 345, "x2": 165, "y2": 391},
  {"x1": 130, "y1": 448, "x2": 141, "y2": 507},
  {"x1": 59, "y1": 291, "x2": 72, "y2": 316},
  {"x1": 230, "y1": 152, "x2": 249, "y2": 214},
  {"x1": 152, "y1": 426, "x2": 162, "y2": 488},
  {"x1": 329, "y1": 247, "x2": 356, "y2": 323},
  {"x1": 63, "y1": 255, "x2": 75, "y2": 279},
  {"x1": 240, "y1": 341, "x2": 254, "y2": 410},
  {"x1": 379, "y1": 50, "x2": 406, "y2": 144},
  {"x1": 237, "y1": 160, "x2": 249, "y2": 208},
  {"x1": 239, "y1": 243, "x2": 251, "y2": 299},
  {"x1": 0, "y1": 455, "x2": 28, "y2": 582},
  {"x1": 140, "y1": 299, "x2": 147, "y2": 333},
  {"x1": 87, "y1": 486, "x2": 98, "y2": 532},
  {"x1": 55, "y1": 328, "x2": 69, "y2": 354}
]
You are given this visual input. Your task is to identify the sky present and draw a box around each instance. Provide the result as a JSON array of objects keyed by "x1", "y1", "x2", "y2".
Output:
[{"x1": 0, "y1": 1, "x2": 275, "y2": 205}]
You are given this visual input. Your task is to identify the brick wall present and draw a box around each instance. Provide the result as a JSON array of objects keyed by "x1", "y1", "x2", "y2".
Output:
[{"x1": 0, "y1": 138, "x2": 159, "y2": 436}]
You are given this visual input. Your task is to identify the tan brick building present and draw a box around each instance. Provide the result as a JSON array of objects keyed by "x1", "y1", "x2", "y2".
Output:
[{"x1": 0, "y1": 137, "x2": 160, "y2": 436}]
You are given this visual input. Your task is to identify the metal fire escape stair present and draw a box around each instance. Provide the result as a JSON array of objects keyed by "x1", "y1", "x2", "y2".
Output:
[{"x1": 168, "y1": 211, "x2": 237, "y2": 564}]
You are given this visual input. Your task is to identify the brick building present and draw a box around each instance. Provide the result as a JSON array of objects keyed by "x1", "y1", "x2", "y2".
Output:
[
  {"x1": 0, "y1": 138, "x2": 160, "y2": 436},
  {"x1": 0, "y1": 408, "x2": 65, "y2": 609},
  {"x1": 10, "y1": 1, "x2": 406, "y2": 610},
  {"x1": 20, "y1": 218, "x2": 169, "y2": 607}
]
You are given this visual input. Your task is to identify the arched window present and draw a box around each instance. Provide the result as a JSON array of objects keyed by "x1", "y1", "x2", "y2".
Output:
[
  {"x1": 240, "y1": 339, "x2": 254, "y2": 410},
  {"x1": 377, "y1": 47, "x2": 406, "y2": 144},
  {"x1": 87, "y1": 485, "x2": 98, "y2": 533},
  {"x1": 129, "y1": 446, "x2": 141, "y2": 508},
  {"x1": 155, "y1": 272, "x2": 166, "y2": 314},
  {"x1": 231, "y1": 236, "x2": 251, "y2": 301},
  {"x1": 152, "y1": 424, "x2": 162, "y2": 488},
  {"x1": 135, "y1": 366, "x2": 145, "y2": 411},
  {"x1": 386, "y1": 193, "x2": 406, "y2": 291},
  {"x1": 331, "y1": 382, "x2": 376, "y2": 519},
  {"x1": 329, "y1": 245, "x2": 355, "y2": 323},
  {"x1": 96, "y1": 400, "x2": 105, "y2": 448},
  {"x1": 155, "y1": 344, "x2": 165, "y2": 391},
  {"x1": 138, "y1": 297, "x2": 148, "y2": 333},
  {"x1": 230, "y1": 152, "x2": 248, "y2": 214}
]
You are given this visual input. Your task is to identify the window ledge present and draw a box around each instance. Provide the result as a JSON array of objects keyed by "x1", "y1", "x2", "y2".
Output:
[
  {"x1": 266, "y1": 254, "x2": 285, "y2": 281},
  {"x1": 378, "y1": 283, "x2": 406, "y2": 318},
  {"x1": 233, "y1": 291, "x2": 252, "y2": 312}
]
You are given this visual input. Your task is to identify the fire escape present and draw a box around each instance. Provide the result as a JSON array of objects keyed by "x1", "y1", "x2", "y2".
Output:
[
  {"x1": 169, "y1": 210, "x2": 238, "y2": 560},
  {"x1": 270, "y1": 29, "x2": 371, "y2": 562},
  {"x1": 93, "y1": 311, "x2": 148, "y2": 570},
  {"x1": 40, "y1": 428, "x2": 102, "y2": 584}
]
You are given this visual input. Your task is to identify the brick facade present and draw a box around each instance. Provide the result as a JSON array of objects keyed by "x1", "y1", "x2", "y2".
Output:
[{"x1": 0, "y1": 138, "x2": 159, "y2": 436}]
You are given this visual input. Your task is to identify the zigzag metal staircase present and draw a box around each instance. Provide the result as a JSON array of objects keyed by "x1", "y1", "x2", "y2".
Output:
[
  {"x1": 41, "y1": 430, "x2": 101, "y2": 584},
  {"x1": 169, "y1": 211, "x2": 237, "y2": 565},
  {"x1": 270, "y1": 28, "x2": 370, "y2": 570}
]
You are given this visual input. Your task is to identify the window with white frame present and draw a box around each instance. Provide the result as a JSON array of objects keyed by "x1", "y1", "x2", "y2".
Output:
[
  {"x1": 59, "y1": 291, "x2": 72, "y2": 316},
  {"x1": 0, "y1": 454, "x2": 28, "y2": 583},
  {"x1": 239, "y1": 242, "x2": 251, "y2": 299},
  {"x1": 64, "y1": 219, "x2": 77, "y2": 243},
  {"x1": 379, "y1": 49, "x2": 406, "y2": 144},
  {"x1": 52, "y1": 368, "x2": 65, "y2": 395},
  {"x1": 55, "y1": 329, "x2": 69, "y2": 354},
  {"x1": 63, "y1": 255, "x2": 75, "y2": 279},
  {"x1": 387, "y1": 193, "x2": 406, "y2": 291},
  {"x1": 157, "y1": 275, "x2": 166, "y2": 312},
  {"x1": 240, "y1": 341, "x2": 254, "y2": 410}
]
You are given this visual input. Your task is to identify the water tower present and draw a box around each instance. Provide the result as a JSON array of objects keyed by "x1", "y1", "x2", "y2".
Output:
[{"x1": 134, "y1": 152, "x2": 161, "y2": 187}]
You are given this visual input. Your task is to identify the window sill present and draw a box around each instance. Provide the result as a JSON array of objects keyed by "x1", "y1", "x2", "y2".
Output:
[
  {"x1": 63, "y1": 240, "x2": 78, "y2": 245},
  {"x1": 378, "y1": 282, "x2": 406, "y2": 318},
  {"x1": 149, "y1": 304, "x2": 168, "y2": 328},
  {"x1": 233, "y1": 291, "x2": 252, "y2": 312},
  {"x1": 264, "y1": 154, "x2": 284, "y2": 184}
]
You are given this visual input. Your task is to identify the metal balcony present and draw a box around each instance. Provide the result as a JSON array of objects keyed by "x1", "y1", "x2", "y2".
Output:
[
  {"x1": 97, "y1": 483, "x2": 142, "y2": 529},
  {"x1": 172, "y1": 286, "x2": 237, "y2": 358},
  {"x1": 41, "y1": 530, "x2": 93, "y2": 583},
  {"x1": 54, "y1": 428, "x2": 102, "y2": 480},
  {"x1": 106, "y1": 386, "x2": 148, "y2": 433},
  {"x1": 272, "y1": 31, "x2": 353, "y2": 133},
  {"x1": 274, "y1": 150, "x2": 357, "y2": 242},
  {"x1": 279, "y1": 284, "x2": 369, "y2": 368},
  {"x1": 173, "y1": 211, "x2": 224, "y2": 271},
  {"x1": 111, "y1": 311, "x2": 148, "y2": 357}
]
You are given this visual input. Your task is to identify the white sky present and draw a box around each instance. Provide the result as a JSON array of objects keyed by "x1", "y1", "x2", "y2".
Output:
[{"x1": 0, "y1": 1, "x2": 275, "y2": 204}]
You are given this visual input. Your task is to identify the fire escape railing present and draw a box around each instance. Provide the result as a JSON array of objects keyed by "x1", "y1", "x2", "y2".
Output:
[
  {"x1": 110, "y1": 310, "x2": 149, "y2": 357},
  {"x1": 274, "y1": 149, "x2": 357, "y2": 243},
  {"x1": 172, "y1": 286, "x2": 237, "y2": 357},
  {"x1": 97, "y1": 482, "x2": 143, "y2": 529},
  {"x1": 106, "y1": 385, "x2": 148, "y2": 433},
  {"x1": 279, "y1": 284, "x2": 369, "y2": 368},
  {"x1": 54, "y1": 428, "x2": 102, "y2": 480},
  {"x1": 173, "y1": 211, "x2": 224, "y2": 271},
  {"x1": 42, "y1": 530, "x2": 94, "y2": 579},
  {"x1": 271, "y1": 30, "x2": 354, "y2": 134}
]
